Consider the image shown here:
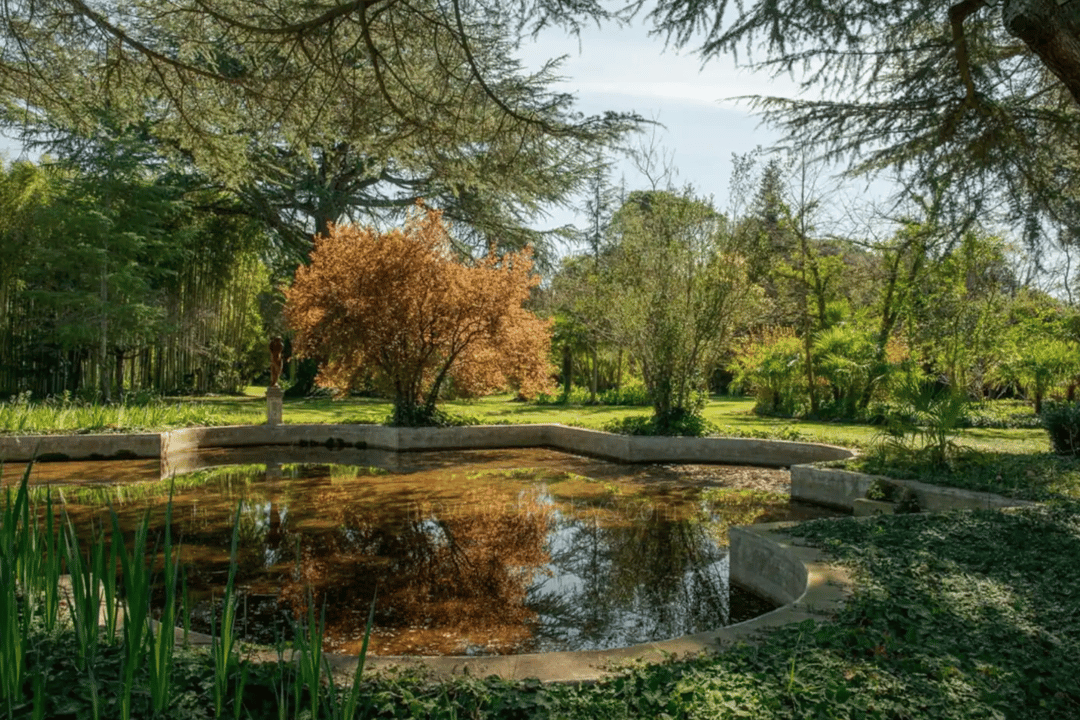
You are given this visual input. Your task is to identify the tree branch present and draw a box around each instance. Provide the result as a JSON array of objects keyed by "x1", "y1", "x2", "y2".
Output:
[{"x1": 948, "y1": 0, "x2": 990, "y2": 108}]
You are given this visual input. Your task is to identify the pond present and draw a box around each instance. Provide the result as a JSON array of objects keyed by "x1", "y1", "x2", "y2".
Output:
[{"x1": 2, "y1": 447, "x2": 839, "y2": 656}]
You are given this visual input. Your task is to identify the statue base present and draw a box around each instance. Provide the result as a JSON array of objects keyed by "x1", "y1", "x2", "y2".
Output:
[{"x1": 266, "y1": 386, "x2": 283, "y2": 426}]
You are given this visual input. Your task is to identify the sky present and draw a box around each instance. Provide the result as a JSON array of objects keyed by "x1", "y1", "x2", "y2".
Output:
[{"x1": 514, "y1": 20, "x2": 802, "y2": 235}]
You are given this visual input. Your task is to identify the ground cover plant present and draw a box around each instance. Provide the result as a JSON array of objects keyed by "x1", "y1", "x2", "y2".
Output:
[{"x1": 850, "y1": 448, "x2": 1080, "y2": 502}]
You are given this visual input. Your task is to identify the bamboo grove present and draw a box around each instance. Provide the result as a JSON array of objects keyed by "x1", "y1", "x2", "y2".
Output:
[{"x1": 0, "y1": 160, "x2": 271, "y2": 401}]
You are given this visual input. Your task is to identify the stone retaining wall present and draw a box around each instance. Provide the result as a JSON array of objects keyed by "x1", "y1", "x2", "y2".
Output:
[
  {"x1": 0, "y1": 433, "x2": 160, "y2": 462},
  {"x1": 790, "y1": 464, "x2": 1037, "y2": 511},
  {"x1": 2, "y1": 423, "x2": 855, "y2": 470},
  {"x1": 157, "y1": 423, "x2": 854, "y2": 474}
]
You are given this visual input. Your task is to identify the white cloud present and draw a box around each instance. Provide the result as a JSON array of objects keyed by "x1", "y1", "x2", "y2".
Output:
[{"x1": 518, "y1": 23, "x2": 801, "y2": 111}]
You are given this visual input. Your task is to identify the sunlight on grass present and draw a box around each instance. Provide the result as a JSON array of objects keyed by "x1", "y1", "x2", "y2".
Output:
[{"x1": 0, "y1": 390, "x2": 1051, "y2": 454}]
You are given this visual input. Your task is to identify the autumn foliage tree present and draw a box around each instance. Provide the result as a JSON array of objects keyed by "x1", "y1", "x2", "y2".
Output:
[{"x1": 285, "y1": 208, "x2": 553, "y2": 426}]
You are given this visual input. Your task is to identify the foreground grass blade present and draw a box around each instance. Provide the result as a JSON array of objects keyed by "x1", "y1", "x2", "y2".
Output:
[
  {"x1": 213, "y1": 504, "x2": 243, "y2": 719},
  {"x1": 0, "y1": 467, "x2": 33, "y2": 713},
  {"x1": 148, "y1": 491, "x2": 179, "y2": 714},
  {"x1": 111, "y1": 508, "x2": 153, "y2": 720}
]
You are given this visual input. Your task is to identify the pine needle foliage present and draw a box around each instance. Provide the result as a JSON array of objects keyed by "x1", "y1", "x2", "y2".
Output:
[
  {"x1": 0, "y1": 0, "x2": 642, "y2": 261},
  {"x1": 637, "y1": 0, "x2": 1080, "y2": 258}
]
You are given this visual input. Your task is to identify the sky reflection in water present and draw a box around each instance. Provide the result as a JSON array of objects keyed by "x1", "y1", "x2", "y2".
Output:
[{"x1": 9, "y1": 448, "x2": 838, "y2": 655}]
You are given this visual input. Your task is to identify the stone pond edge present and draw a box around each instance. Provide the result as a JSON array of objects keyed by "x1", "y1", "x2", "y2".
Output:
[{"x1": 4, "y1": 425, "x2": 1031, "y2": 682}]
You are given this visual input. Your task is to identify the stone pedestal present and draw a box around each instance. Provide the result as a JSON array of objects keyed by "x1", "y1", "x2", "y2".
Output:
[{"x1": 266, "y1": 386, "x2": 283, "y2": 426}]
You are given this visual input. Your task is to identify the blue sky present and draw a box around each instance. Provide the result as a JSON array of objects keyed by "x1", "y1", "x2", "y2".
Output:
[{"x1": 516, "y1": 21, "x2": 798, "y2": 233}]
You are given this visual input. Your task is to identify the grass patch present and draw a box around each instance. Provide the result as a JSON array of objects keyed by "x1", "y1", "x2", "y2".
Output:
[
  {"x1": 1, "y1": 390, "x2": 1052, "y2": 457},
  {"x1": 0, "y1": 398, "x2": 229, "y2": 435}
]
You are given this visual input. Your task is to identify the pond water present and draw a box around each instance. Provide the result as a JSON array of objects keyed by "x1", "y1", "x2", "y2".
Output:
[{"x1": 2, "y1": 448, "x2": 838, "y2": 656}]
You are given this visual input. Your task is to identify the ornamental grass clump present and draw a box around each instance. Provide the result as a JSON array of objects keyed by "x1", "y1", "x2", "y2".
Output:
[{"x1": 0, "y1": 468, "x2": 382, "y2": 719}]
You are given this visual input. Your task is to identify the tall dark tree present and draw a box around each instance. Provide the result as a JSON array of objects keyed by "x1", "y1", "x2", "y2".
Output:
[
  {"x1": 0, "y1": 0, "x2": 640, "y2": 260},
  {"x1": 637, "y1": 0, "x2": 1080, "y2": 262}
]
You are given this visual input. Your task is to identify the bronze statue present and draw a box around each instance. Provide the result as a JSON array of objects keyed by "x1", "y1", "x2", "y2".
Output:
[{"x1": 270, "y1": 336, "x2": 284, "y2": 388}]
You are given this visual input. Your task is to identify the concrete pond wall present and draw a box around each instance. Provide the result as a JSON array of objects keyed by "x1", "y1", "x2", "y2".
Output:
[
  {"x1": 4, "y1": 424, "x2": 1033, "y2": 682},
  {"x1": 790, "y1": 464, "x2": 1038, "y2": 512},
  {"x1": 0, "y1": 423, "x2": 856, "y2": 471}
]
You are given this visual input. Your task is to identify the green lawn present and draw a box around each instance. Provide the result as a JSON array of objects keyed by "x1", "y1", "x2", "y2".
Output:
[{"x1": 194, "y1": 388, "x2": 1049, "y2": 455}]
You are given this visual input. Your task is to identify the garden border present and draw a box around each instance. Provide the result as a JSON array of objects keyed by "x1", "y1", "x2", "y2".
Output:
[{"x1": 0, "y1": 423, "x2": 855, "y2": 469}]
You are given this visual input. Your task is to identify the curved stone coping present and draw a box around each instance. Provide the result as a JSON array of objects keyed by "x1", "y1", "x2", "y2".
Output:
[
  {"x1": 0, "y1": 424, "x2": 854, "y2": 470},
  {"x1": 790, "y1": 464, "x2": 1038, "y2": 512},
  {"x1": 165, "y1": 522, "x2": 853, "y2": 684},
  {"x1": 158, "y1": 424, "x2": 854, "y2": 477},
  {"x1": 0, "y1": 424, "x2": 854, "y2": 471}
]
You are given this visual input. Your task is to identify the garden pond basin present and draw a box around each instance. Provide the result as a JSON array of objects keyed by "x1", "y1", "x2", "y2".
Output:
[{"x1": 2, "y1": 447, "x2": 841, "y2": 656}]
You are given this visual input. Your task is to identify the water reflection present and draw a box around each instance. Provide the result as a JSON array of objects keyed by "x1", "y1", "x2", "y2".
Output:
[{"x1": 7, "y1": 448, "x2": 836, "y2": 655}]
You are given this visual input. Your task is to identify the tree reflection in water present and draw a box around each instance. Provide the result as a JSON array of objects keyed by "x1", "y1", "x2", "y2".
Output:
[{"x1": 38, "y1": 450, "x2": 833, "y2": 655}]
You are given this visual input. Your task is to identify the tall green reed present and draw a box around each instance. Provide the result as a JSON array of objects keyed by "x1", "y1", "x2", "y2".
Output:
[
  {"x1": 324, "y1": 590, "x2": 377, "y2": 720},
  {"x1": 211, "y1": 505, "x2": 245, "y2": 719},
  {"x1": 147, "y1": 495, "x2": 180, "y2": 715},
  {"x1": 0, "y1": 467, "x2": 33, "y2": 714},
  {"x1": 3, "y1": 464, "x2": 379, "y2": 720},
  {"x1": 60, "y1": 507, "x2": 120, "y2": 673},
  {"x1": 0, "y1": 467, "x2": 66, "y2": 717},
  {"x1": 111, "y1": 510, "x2": 153, "y2": 720},
  {"x1": 292, "y1": 597, "x2": 330, "y2": 720}
]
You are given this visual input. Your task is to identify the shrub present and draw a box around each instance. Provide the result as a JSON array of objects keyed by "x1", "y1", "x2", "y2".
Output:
[
  {"x1": 1041, "y1": 402, "x2": 1080, "y2": 456},
  {"x1": 730, "y1": 327, "x2": 807, "y2": 416},
  {"x1": 534, "y1": 380, "x2": 651, "y2": 407},
  {"x1": 812, "y1": 324, "x2": 879, "y2": 418},
  {"x1": 876, "y1": 375, "x2": 967, "y2": 467},
  {"x1": 604, "y1": 411, "x2": 718, "y2": 437},
  {"x1": 598, "y1": 380, "x2": 651, "y2": 406}
]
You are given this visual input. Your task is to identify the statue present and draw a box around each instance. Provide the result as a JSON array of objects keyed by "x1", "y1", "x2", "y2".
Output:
[{"x1": 270, "y1": 336, "x2": 284, "y2": 388}]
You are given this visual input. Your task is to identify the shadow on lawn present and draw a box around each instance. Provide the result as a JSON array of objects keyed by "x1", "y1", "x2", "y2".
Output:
[{"x1": 771, "y1": 508, "x2": 1080, "y2": 718}]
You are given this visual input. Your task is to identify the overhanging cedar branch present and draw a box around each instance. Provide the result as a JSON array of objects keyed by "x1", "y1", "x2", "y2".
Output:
[{"x1": 949, "y1": 0, "x2": 989, "y2": 109}]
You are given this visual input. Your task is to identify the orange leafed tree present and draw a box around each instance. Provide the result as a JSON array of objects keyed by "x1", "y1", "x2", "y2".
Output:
[{"x1": 285, "y1": 207, "x2": 553, "y2": 425}]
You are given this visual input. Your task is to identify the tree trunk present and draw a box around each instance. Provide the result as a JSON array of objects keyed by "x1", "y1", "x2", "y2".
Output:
[
  {"x1": 589, "y1": 347, "x2": 598, "y2": 404},
  {"x1": 562, "y1": 343, "x2": 573, "y2": 396},
  {"x1": 1004, "y1": 0, "x2": 1080, "y2": 105},
  {"x1": 115, "y1": 348, "x2": 125, "y2": 404}
]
